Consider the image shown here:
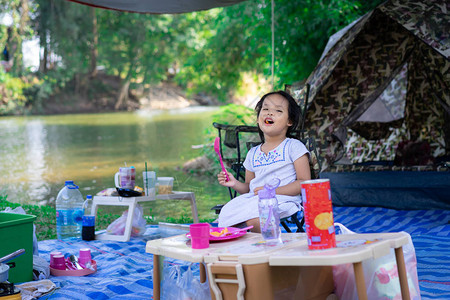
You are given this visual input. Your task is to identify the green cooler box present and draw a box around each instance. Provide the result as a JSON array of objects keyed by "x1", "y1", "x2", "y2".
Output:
[{"x1": 0, "y1": 212, "x2": 36, "y2": 283}]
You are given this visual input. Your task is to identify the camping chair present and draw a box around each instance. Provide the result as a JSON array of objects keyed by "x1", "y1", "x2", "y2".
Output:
[{"x1": 211, "y1": 122, "x2": 323, "y2": 233}]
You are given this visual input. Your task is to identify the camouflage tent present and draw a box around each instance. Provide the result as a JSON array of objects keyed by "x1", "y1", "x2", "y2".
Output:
[{"x1": 302, "y1": 0, "x2": 450, "y2": 172}]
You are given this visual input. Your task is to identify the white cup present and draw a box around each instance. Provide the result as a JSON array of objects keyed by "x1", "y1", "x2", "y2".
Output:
[
  {"x1": 114, "y1": 167, "x2": 135, "y2": 189},
  {"x1": 143, "y1": 171, "x2": 156, "y2": 197}
]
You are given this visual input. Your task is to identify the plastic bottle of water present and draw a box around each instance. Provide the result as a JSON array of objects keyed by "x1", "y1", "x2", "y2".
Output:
[
  {"x1": 83, "y1": 194, "x2": 93, "y2": 215},
  {"x1": 82, "y1": 195, "x2": 96, "y2": 241},
  {"x1": 258, "y1": 178, "x2": 282, "y2": 245},
  {"x1": 56, "y1": 180, "x2": 85, "y2": 239}
]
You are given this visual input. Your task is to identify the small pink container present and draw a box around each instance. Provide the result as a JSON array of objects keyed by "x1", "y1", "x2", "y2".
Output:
[
  {"x1": 51, "y1": 254, "x2": 66, "y2": 270},
  {"x1": 50, "y1": 251, "x2": 63, "y2": 266},
  {"x1": 189, "y1": 223, "x2": 210, "y2": 249},
  {"x1": 79, "y1": 248, "x2": 92, "y2": 266}
]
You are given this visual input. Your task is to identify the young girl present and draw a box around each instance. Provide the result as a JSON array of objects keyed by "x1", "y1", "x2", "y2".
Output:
[{"x1": 217, "y1": 90, "x2": 311, "y2": 232}]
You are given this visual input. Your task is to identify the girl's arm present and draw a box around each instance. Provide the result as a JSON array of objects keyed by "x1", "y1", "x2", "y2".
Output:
[
  {"x1": 274, "y1": 154, "x2": 311, "y2": 196},
  {"x1": 217, "y1": 169, "x2": 253, "y2": 194}
]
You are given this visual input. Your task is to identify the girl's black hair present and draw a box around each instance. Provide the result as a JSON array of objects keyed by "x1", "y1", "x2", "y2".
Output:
[{"x1": 255, "y1": 90, "x2": 301, "y2": 142}]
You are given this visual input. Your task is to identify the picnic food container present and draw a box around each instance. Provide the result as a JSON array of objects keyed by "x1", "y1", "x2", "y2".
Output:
[
  {"x1": 157, "y1": 177, "x2": 174, "y2": 194},
  {"x1": 301, "y1": 179, "x2": 336, "y2": 250},
  {"x1": 0, "y1": 212, "x2": 36, "y2": 283}
]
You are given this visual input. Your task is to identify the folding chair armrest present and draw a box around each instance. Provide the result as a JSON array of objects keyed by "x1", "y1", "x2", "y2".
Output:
[{"x1": 211, "y1": 204, "x2": 225, "y2": 215}]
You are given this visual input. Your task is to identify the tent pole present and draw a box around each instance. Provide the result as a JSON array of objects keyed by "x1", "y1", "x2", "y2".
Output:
[{"x1": 271, "y1": 0, "x2": 274, "y2": 89}]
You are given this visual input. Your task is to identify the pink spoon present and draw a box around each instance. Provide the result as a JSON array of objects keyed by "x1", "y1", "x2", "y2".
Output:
[
  {"x1": 214, "y1": 137, "x2": 229, "y2": 181},
  {"x1": 236, "y1": 225, "x2": 253, "y2": 232},
  {"x1": 219, "y1": 226, "x2": 253, "y2": 236}
]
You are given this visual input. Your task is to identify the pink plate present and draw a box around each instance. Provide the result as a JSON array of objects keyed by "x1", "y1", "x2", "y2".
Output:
[
  {"x1": 186, "y1": 227, "x2": 247, "y2": 242},
  {"x1": 50, "y1": 260, "x2": 97, "y2": 277}
]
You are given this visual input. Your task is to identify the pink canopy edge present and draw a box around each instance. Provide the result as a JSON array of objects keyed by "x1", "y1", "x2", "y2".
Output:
[{"x1": 68, "y1": 0, "x2": 247, "y2": 14}]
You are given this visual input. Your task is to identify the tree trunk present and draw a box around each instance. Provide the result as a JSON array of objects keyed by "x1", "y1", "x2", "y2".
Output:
[
  {"x1": 39, "y1": 30, "x2": 48, "y2": 73},
  {"x1": 11, "y1": 0, "x2": 30, "y2": 75},
  {"x1": 89, "y1": 7, "x2": 98, "y2": 77},
  {"x1": 115, "y1": 80, "x2": 130, "y2": 110}
]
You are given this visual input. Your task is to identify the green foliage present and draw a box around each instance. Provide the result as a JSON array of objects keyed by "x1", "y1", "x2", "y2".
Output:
[
  {"x1": 165, "y1": 212, "x2": 215, "y2": 224},
  {"x1": 33, "y1": 0, "x2": 93, "y2": 75},
  {"x1": 272, "y1": 0, "x2": 385, "y2": 85},
  {"x1": 212, "y1": 103, "x2": 255, "y2": 126},
  {"x1": 197, "y1": 104, "x2": 255, "y2": 176},
  {"x1": 22, "y1": 77, "x2": 54, "y2": 113},
  {"x1": 174, "y1": 0, "x2": 385, "y2": 99},
  {"x1": 1, "y1": 0, "x2": 384, "y2": 112},
  {"x1": 0, "y1": 72, "x2": 58, "y2": 115},
  {"x1": 0, "y1": 71, "x2": 31, "y2": 114},
  {"x1": 94, "y1": 210, "x2": 122, "y2": 231}
]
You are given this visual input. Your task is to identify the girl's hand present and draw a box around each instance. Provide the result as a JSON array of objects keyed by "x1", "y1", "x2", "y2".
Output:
[
  {"x1": 217, "y1": 170, "x2": 237, "y2": 187},
  {"x1": 253, "y1": 186, "x2": 264, "y2": 195}
]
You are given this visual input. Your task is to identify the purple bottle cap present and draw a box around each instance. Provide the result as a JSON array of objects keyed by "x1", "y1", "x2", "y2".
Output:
[
  {"x1": 258, "y1": 178, "x2": 280, "y2": 199},
  {"x1": 258, "y1": 188, "x2": 272, "y2": 199}
]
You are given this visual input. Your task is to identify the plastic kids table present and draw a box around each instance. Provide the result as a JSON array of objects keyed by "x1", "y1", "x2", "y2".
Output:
[
  {"x1": 91, "y1": 191, "x2": 198, "y2": 242},
  {"x1": 146, "y1": 231, "x2": 411, "y2": 300}
]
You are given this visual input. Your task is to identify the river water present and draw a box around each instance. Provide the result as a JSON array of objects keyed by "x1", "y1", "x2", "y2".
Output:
[{"x1": 0, "y1": 107, "x2": 228, "y2": 221}]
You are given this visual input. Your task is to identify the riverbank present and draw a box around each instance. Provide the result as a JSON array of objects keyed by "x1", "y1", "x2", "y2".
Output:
[{"x1": 37, "y1": 73, "x2": 221, "y2": 115}]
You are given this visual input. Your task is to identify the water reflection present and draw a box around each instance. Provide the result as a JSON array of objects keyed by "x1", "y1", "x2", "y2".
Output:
[
  {"x1": 25, "y1": 120, "x2": 50, "y2": 204},
  {"x1": 0, "y1": 108, "x2": 219, "y2": 208}
]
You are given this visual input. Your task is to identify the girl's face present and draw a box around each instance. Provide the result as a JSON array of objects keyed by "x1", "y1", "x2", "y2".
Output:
[{"x1": 257, "y1": 94, "x2": 292, "y2": 138}]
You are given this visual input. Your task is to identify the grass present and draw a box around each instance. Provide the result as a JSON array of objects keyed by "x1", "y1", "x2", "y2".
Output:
[{"x1": 0, "y1": 194, "x2": 214, "y2": 241}]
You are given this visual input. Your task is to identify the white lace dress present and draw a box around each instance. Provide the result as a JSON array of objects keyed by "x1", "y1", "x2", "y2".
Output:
[{"x1": 218, "y1": 138, "x2": 309, "y2": 227}]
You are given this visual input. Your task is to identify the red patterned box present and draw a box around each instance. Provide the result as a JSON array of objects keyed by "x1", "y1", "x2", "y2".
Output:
[{"x1": 301, "y1": 179, "x2": 336, "y2": 250}]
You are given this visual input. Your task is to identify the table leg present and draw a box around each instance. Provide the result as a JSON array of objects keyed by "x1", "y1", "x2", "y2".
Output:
[
  {"x1": 353, "y1": 262, "x2": 368, "y2": 300},
  {"x1": 394, "y1": 247, "x2": 411, "y2": 300},
  {"x1": 153, "y1": 254, "x2": 161, "y2": 300},
  {"x1": 122, "y1": 201, "x2": 136, "y2": 242},
  {"x1": 189, "y1": 193, "x2": 199, "y2": 223},
  {"x1": 90, "y1": 202, "x2": 99, "y2": 216},
  {"x1": 200, "y1": 262, "x2": 206, "y2": 283}
]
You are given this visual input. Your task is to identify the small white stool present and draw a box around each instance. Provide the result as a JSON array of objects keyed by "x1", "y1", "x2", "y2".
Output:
[{"x1": 91, "y1": 192, "x2": 199, "y2": 242}]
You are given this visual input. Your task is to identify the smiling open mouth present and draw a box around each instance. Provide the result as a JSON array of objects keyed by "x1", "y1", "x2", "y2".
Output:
[{"x1": 264, "y1": 118, "x2": 274, "y2": 124}]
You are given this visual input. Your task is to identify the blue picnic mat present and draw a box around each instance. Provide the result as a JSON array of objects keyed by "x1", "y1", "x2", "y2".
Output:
[
  {"x1": 37, "y1": 226, "x2": 188, "y2": 299},
  {"x1": 333, "y1": 206, "x2": 450, "y2": 300},
  {"x1": 37, "y1": 207, "x2": 450, "y2": 299}
]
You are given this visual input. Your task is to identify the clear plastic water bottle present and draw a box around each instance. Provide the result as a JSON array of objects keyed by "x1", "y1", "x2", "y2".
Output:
[
  {"x1": 56, "y1": 180, "x2": 84, "y2": 239},
  {"x1": 258, "y1": 178, "x2": 282, "y2": 245},
  {"x1": 83, "y1": 194, "x2": 93, "y2": 215},
  {"x1": 82, "y1": 195, "x2": 96, "y2": 241}
]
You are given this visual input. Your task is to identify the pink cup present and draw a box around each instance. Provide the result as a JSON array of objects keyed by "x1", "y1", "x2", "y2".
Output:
[
  {"x1": 79, "y1": 248, "x2": 92, "y2": 266},
  {"x1": 189, "y1": 223, "x2": 210, "y2": 249},
  {"x1": 51, "y1": 254, "x2": 66, "y2": 270},
  {"x1": 50, "y1": 251, "x2": 62, "y2": 264},
  {"x1": 50, "y1": 251, "x2": 63, "y2": 269}
]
